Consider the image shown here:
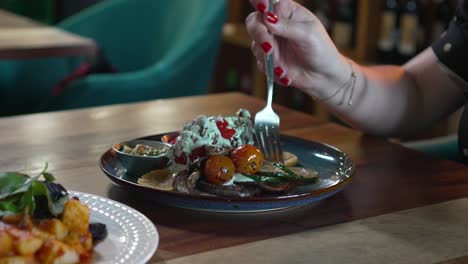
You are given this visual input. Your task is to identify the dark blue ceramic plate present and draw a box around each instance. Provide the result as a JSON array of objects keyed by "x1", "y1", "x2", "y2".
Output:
[{"x1": 100, "y1": 133, "x2": 355, "y2": 213}]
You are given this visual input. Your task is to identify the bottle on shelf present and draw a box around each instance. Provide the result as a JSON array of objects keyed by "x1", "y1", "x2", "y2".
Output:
[
  {"x1": 431, "y1": 0, "x2": 454, "y2": 42},
  {"x1": 397, "y1": 0, "x2": 421, "y2": 64},
  {"x1": 377, "y1": 0, "x2": 401, "y2": 64},
  {"x1": 416, "y1": 0, "x2": 431, "y2": 52},
  {"x1": 331, "y1": 0, "x2": 357, "y2": 51}
]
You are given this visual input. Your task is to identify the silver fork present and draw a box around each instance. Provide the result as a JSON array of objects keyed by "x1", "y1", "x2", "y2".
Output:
[{"x1": 254, "y1": 0, "x2": 283, "y2": 163}]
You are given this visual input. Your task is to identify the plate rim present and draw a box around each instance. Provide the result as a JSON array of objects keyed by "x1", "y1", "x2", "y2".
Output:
[
  {"x1": 69, "y1": 191, "x2": 159, "y2": 264},
  {"x1": 99, "y1": 133, "x2": 355, "y2": 203}
]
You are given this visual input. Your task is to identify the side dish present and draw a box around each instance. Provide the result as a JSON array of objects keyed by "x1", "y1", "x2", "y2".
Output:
[
  {"x1": 138, "y1": 109, "x2": 319, "y2": 197},
  {"x1": 114, "y1": 143, "x2": 170, "y2": 157},
  {"x1": 0, "y1": 164, "x2": 107, "y2": 264}
]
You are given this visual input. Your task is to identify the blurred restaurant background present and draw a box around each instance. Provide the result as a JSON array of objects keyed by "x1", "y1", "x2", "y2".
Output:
[{"x1": 0, "y1": 0, "x2": 461, "y2": 141}]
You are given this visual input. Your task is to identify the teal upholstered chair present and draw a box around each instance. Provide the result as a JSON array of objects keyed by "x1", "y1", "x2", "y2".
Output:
[
  {"x1": 403, "y1": 134, "x2": 460, "y2": 162},
  {"x1": 0, "y1": 0, "x2": 227, "y2": 116}
]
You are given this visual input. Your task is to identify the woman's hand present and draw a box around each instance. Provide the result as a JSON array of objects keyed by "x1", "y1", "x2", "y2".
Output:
[{"x1": 246, "y1": 0, "x2": 350, "y2": 98}]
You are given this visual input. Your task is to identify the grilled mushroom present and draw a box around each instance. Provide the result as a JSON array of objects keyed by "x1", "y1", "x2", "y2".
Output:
[
  {"x1": 196, "y1": 180, "x2": 260, "y2": 198},
  {"x1": 172, "y1": 169, "x2": 191, "y2": 194}
]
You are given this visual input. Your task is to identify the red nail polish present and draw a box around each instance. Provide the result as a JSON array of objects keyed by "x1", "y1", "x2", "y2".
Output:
[
  {"x1": 261, "y1": 42, "x2": 272, "y2": 53},
  {"x1": 266, "y1": 12, "x2": 278, "y2": 24},
  {"x1": 280, "y1": 77, "x2": 289, "y2": 86},
  {"x1": 256, "y1": 3, "x2": 266, "y2": 13},
  {"x1": 274, "y1": 66, "x2": 284, "y2": 77}
]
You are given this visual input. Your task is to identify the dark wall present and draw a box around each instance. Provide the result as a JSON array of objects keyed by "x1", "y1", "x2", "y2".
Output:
[{"x1": 56, "y1": 0, "x2": 104, "y2": 21}]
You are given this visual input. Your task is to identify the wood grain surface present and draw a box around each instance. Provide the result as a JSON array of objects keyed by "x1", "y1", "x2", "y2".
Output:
[
  {"x1": 1, "y1": 92, "x2": 467, "y2": 263},
  {"x1": 0, "y1": 9, "x2": 96, "y2": 58},
  {"x1": 436, "y1": 256, "x2": 468, "y2": 264}
]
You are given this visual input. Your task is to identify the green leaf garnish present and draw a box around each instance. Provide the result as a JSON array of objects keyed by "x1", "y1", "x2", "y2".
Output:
[
  {"x1": 42, "y1": 172, "x2": 55, "y2": 182},
  {"x1": 0, "y1": 172, "x2": 30, "y2": 199},
  {"x1": 0, "y1": 163, "x2": 68, "y2": 218}
]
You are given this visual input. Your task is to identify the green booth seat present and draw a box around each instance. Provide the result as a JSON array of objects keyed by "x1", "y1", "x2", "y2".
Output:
[
  {"x1": 0, "y1": 58, "x2": 79, "y2": 116},
  {"x1": 0, "y1": 0, "x2": 227, "y2": 116},
  {"x1": 403, "y1": 134, "x2": 460, "y2": 162}
]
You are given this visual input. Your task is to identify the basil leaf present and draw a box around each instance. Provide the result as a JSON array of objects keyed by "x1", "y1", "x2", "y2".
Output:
[
  {"x1": 31, "y1": 181, "x2": 48, "y2": 196},
  {"x1": 32, "y1": 181, "x2": 67, "y2": 216},
  {"x1": 48, "y1": 194, "x2": 68, "y2": 216},
  {"x1": 42, "y1": 172, "x2": 55, "y2": 182},
  {"x1": 0, "y1": 172, "x2": 30, "y2": 199},
  {"x1": 0, "y1": 164, "x2": 67, "y2": 217},
  {"x1": 0, "y1": 194, "x2": 24, "y2": 216},
  {"x1": 18, "y1": 186, "x2": 35, "y2": 214},
  {"x1": 0, "y1": 201, "x2": 17, "y2": 212}
]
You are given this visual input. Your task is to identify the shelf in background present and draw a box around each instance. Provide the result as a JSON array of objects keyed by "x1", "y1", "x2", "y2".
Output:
[{"x1": 223, "y1": 23, "x2": 250, "y2": 49}]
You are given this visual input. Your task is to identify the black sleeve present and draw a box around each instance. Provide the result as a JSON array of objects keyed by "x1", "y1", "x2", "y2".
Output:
[{"x1": 432, "y1": 1, "x2": 468, "y2": 83}]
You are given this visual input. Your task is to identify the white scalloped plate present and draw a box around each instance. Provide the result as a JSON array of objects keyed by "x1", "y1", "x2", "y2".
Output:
[{"x1": 70, "y1": 191, "x2": 159, "y2": 264}]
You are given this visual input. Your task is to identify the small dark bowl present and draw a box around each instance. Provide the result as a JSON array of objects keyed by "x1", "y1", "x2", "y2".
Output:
[{"x1": 112, "y1": 140, "x2": 172, "y2": 177}]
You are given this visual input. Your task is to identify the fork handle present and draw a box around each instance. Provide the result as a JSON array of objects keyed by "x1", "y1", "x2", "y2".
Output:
[
  {"x1": 265, "y1": 0, "x2": 277, "y2": 108},
  {"x1": 265, "y1": 49, "x2": 274, "y2": 108}
]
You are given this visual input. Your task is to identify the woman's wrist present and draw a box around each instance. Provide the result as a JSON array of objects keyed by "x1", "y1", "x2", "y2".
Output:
[{"x1": 307, "y1": 54, "x2": 357, "y2": 102}]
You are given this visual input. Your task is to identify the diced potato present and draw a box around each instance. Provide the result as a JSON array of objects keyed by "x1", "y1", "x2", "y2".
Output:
[
  {"x1": 1, "y1": 215, "x2": 23, "y2": 225},
  {"x1": 36, "y1": 240, "x2": 78, "y2": 264},
  {"x1": 0, "y1": 231, "x2": 13, "y2": 257},
  {"x1": 80, "y1": 232, "x2": 93, "y2": 251},
  {"x1": 2, "y1": 214, "x2": 33, "y2": 231},
  {"x1": 1, "y1": 198, "x2": 96, "y2": 263},
  {"x1": 61, "y1": 199, "x2": 90, "y2": 235},
  {"x1": 62, "y1": 233, "x2": 86, "y2": 256},
  {"x1": 14, "y1": 236, "x2": 43, "y2": 256},
  {"x1": 0, "y1": 256, "x2": 37, "y2": 264},
  {"x1": 38, "y1": 219, "x2": 69, "y2": 241},
  {"x1": 31, "y1": 228, "x2": 54, "y2": 241},
  {"x1": 52, "y1": 249, "x2": 79, "y2": 264}
]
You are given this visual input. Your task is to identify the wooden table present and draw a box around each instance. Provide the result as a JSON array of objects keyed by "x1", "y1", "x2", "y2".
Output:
[
  {"x1": 0, "y1": 9, "x2": 96, "y2": 59},
  {"x1": 1, "y1": 92, "x2": 468, "y2": 264}
]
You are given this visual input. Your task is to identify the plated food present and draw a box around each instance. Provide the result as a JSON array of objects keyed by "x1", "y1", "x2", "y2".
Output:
[
  {"x1": 136, "y1": 109, "x2": 319, "y2": 198},
  {"x1": 0, "y1": 164, "x2": 107, "y2": 264},
  {"x1": 101, "y1": 131, "x2": 355, "y2": 212}
]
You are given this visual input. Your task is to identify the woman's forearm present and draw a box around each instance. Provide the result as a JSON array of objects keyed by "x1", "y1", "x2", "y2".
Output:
[
  {"x1": 244, "y1": 0, "x2": 466, "y2": 136},
  {"x1": 313, "y1": 49, "x2": 467, "y2": 137}
]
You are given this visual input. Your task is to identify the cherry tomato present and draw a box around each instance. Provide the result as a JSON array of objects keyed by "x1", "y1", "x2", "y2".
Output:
[
  {"x1": 230, "y1": 144, "x2": 264, "y2": 174},
  {"x1": 174, "y1": 154, "x2": 187, "y2": 165},
  {"x1": 189, "y1": 146, "x2": 207, "y2": 162},
  {"x1": 204, "y1": 155, "x2": 235, "y2": 185}
]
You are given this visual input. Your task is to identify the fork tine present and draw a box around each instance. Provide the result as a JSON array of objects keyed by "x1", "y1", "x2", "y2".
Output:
[
  {"x1": 255, "y1": 124, "x2": 273, "y2": 161},
  {"x1": 264, "y1": 128, "x2": 274, "y2": 162},
  {"x1": 260, "y1": 126, "x2": 273, "y2": 162},
  {"x1": 271, "y1": 127, "x2": 283, "y2": 162},
  {"x1": 255, "y1": 127, "x2": 267, "y2": 158}
]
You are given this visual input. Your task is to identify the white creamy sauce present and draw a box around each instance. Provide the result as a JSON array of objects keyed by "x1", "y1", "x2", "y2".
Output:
[
  {"x1": 223, "y1": 173, "x2": 255, "y2": 186},
  {"x1": 172, "y1": 109, "x2": 254, "y2": 166}
]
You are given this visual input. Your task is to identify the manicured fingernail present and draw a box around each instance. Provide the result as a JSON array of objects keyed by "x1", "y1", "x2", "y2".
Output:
[
  {"x1": 256, "y1": 3, "x2": 266, "y2": 13},
  {"x1": 274, "y1": 66, "x2": 284, "y2": 77},
  {"x1": 280, "y1": 77, "x2": 289, "y2": 86},
  {"x1": 266, "y1": 12, "x2": 278, "y2": 24},
  {"x1": 261, "y1": 42, "x2": 272, "y2": 53}
]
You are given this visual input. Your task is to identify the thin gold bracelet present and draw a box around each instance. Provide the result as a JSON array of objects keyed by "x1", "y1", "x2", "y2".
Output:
[{"x1": 321, "y1": 60, "x2": 357, "y2": 106}]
